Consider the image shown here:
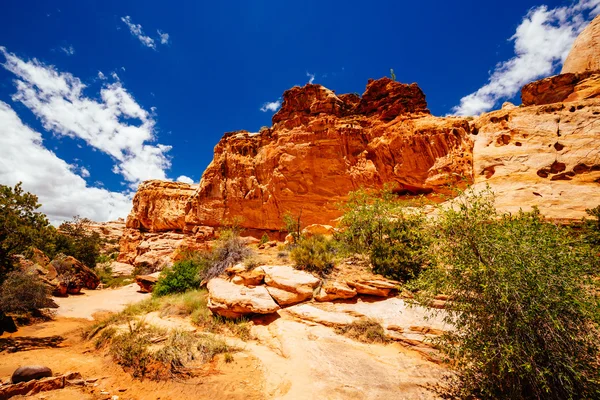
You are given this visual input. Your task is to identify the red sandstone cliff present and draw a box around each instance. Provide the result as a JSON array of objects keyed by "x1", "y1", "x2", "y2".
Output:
[{"x1": 126, "y1": 78, "x2": 473, "y2": 235}]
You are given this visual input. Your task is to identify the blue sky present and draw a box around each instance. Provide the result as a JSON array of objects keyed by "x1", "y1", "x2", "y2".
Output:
[{"x1": 0, "y1": 0, "x2": 598, "y2": 222}]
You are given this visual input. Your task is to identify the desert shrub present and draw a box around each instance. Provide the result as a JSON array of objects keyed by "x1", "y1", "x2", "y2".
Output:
[
  {"x1": 417, "y1": 188, "x2": 600, "y2": 399},
  {"x1": 153, "y1": 258, "x2": 209, "y2": 297},
  {"x1": 0, "y1": 270, "x2": 54, "y2": 314},
  {"x1": 335, "y1": 318, "x2": 388, "y2": 343},
  {"x1": 290, "y1": 235, "x2": 336, "y2": 275},
  {"x1": 337, "y1": 188, "x2": 430, "y2": 281},
  {"x1": 584, "y1": 205, "x2": 600, "y2": 246},
  {"x1": 282, "y1": 211, "x2": 303, "y2": 244},
  {"x1": 260, "y1": 233, "x2": 270, "y2": 245},
  {"x1": 204, "y1": 228, "x2": 252, "y2": 281}
]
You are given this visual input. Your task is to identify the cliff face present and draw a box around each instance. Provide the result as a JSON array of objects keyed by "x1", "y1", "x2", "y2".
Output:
[
  {"x1": 184, "y1": 78, "x2": 473, "y2": 231},
  {"x1": 472, "y1": 99, "x2": 600, "y2": 221},
  {"x1": 126, "y1": 78, "x2": 474, "y2": 233}
]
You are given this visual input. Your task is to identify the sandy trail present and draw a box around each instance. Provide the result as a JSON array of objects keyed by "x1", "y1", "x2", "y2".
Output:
[
  {"x1": 1, "y1": 287, "x2": 447, "y2": 399},
  {"x1": 52, "y1": 283, "x2": 149, "y2": 320}
]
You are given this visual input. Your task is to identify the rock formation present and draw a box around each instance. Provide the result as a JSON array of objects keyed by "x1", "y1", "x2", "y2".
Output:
[
  {"x1": 562, "y1": 15, "x2": 600, "y2": 74},
  {"x1": 125, "y1": 78, "x2": 473, "y2": 240}
]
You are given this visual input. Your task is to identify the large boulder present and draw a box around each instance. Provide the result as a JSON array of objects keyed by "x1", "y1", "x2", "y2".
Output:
[
  {"x1": 50, "y1": 255, "x2": 100, "y2": 291},
  {"x1": 136, "y1": 274, "x2": 159, "y2": 293},
  {"x1": 262, "y1": 265, "x2": 320, "y2": 305},
  {"x1": 207, "y1": 278, "x2": 280, "y2": 318},
  {"x1": 315, "y1": 281, "x2": 357, "y2": 302},
  {"x1": 11, "y1": 366, "x2": 53, "y2": 384}
]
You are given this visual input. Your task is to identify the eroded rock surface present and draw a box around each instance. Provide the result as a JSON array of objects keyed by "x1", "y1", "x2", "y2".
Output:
[
  {"x1": 562, "y1": 15, "x2": 600, "y2": 74},
  {"x1": 207, "y1": 278, "x2": 280, "y2": 318}
]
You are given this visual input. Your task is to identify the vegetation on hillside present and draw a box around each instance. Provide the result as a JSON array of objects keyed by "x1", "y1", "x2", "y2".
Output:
[{"x1": 416, "y1": 188, "x2": 600, "y2": 399}]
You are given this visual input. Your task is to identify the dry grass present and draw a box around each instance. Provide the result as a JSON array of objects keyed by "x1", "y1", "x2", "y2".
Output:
[{"x1": 335, "y1": 318, "x2": 388, "y2": 344}]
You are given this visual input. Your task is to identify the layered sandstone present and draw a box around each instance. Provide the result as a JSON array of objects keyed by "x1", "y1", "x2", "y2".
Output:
[
  {"x1": 183, "y1": 78, "x2": 473, "y2": 231},
  {"x1": 471, "y1": 99, "x2": 600, "y2": 220},
  {"x1": 562, "y1": 15, "x2": 600, "y2": 74}
]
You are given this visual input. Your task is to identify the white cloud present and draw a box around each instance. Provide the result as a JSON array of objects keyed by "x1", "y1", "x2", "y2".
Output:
[
  {"x1": 307, "y1": 71, "x2": 315, "y2": 84},
  {"x1": 451, "y1": 0, "x2": 600, "y2": 116},
  {"x1": 260, "y1": 99, "x2": 282, "y2": 112},
  {"x1": 0, "y1": 47, "x2": 171, "y2": 188},
  {"x1": 60, "y1": 45, "x2": 75, "y2": 56},
  {"x1": 97, "y1": 71, "x2": 106, "y2": 80},
  {"x1": 158, "y1": 30, "x2": 170, "y2": 45},
  {"x1": 80, "y1": 166, "x2": 90, "y2": 178},
  {"x1": 176, "y1": 175, "x2": 194, "y2": 184},
  {"x1": 121, "y1": 16, "x2": 156, "y2": 49},
  {"x1": 0, "y1": 101, "x2": 132, "y2": 224}
]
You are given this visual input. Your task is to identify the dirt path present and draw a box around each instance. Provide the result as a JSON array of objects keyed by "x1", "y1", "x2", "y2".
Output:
[
  {"x1": 1, "y1": 288, "x2": 447, "y2": 399},
  {"x1": 52, "y1": 283, "x2": 149, "y2": 320}
]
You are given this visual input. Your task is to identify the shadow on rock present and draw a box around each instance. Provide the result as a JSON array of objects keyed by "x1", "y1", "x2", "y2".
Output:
[{"x1": 0, "y1": 335, "x2": 65, "y2": 353}]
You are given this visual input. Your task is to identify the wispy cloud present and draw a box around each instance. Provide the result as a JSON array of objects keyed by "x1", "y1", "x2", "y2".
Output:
[
  {"x1": 451, "y1": 0, "x2": 600, "y2": 116},
  {"x1": 120, "y1": 16, "x2": 170, "y2": 50},
  {"x1": 158, "y1": 30, "x2": 170, "y2": 45},
  {"x1": 306, "y1": 71, "x2": 315, "y2": 84},
  {"x1": 260, "y1": 99, "x2": 282, "y2": 112},
  {"x1": 60, "y1": 45, "x2": 75, "y2": 56},
  {"x1": 1, "y1": 47, "x2": 171, "y2": 187}
]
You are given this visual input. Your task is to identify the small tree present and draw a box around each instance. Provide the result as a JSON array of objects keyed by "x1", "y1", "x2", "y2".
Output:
[
  {"x1": 337, "y1": 188, "x2": 430, "y2": 281},
  {"x1": 57, "y1": 216, "x2": 102, "y2": 268},
  {"x1": 0, "y1": 183, "x2": 53, "y2": 280},
  {"x1": 282, "y1": 211, "x2": 303, "y2": 244},
  {"x1": 417, "y1": 188, "x2": 600, "y2": 399},
  {"x1": 390, "y1": 68, "x2": 396, "y2": 81}
]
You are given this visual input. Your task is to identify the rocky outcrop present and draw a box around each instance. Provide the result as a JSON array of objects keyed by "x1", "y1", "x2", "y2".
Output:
[
  {"x1": 11, "y1": 366, "x2": 53, "y2": 384},
  {"x1": 136, "y1": 274, "x2": 158, "y2": 293},
  {"x1": 50, "y1": 255, "x2": 100, "y2": 291},
  {"x1": 521, "y1": 71, "x2": 600, "y2": 106},
  {"x1": 87, "y1": 219, "x2": 126, "y2": 243},
  {"x1": 562, "y1": 15, "x2": 600, "y2": 74},
  {"x1": 184, "y1": 78, "x2": 472, "y2": 232},
  {"x1": 471, "y1": 99, "x2": 600, "y2": 220},
  {"x1": 126, "y1": 180, "x2": 197, "y2": 232},
  {"x1": 263, "y1": 265, "x2": 321, "y2": 306},
  {"x1": 207, "y1": 278, "x2": 280, "y2": 318}
]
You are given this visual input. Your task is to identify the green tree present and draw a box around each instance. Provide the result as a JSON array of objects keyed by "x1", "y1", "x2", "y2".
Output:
[
  {"x1": 417, "y1": 188, "x2": 600, "y2": 399},
  {"x1": 282, "y1": 211, "x2": 303, "y2": 244},
  {"x1": 56, "y1": 216, "x2": 102, "y2": 268},
  {"x1": 0, "y1": 183, "x2": 52, "y2": 280},
  {"x1": 337, "y1": 188, "x2": 429, "y2": 281}
]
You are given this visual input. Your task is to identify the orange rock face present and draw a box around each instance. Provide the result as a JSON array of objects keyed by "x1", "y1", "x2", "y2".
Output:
[
  {"x1": 183, "y1": 78, "x2": 473, "y2": 231},
  {"x1": 472, "y1": 99, "x2": 600, "y2": 220},
  {"x1": 562, "y1": 15, "x2": 600, "y2": 74},
  {"x1": 126, "y1": 180, "x2": 197, "y2": 232},
  {"x1": 521, "y1": 72, "x2": 600, "y2": 106}
]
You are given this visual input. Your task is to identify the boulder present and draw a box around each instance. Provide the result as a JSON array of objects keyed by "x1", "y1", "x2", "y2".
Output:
[
  {"x1": 315, "y1": 281, "x2": 357, "y2": 302},
  {"x1": 110, "y1": 261, "x2": 135, "y2": 277},
  {"x1": 50, "y1": 255, "x2": 100, "y2": 290},
  {"x1": 346, "y1": 279, "x2": 397, "y2": 297},
  {"x1": 265, "y1": 286, "x2": 308, "y2": 306},
  {"x1": 301, "y1": 224, "x2": 336, "y2": 238},
  {"x1": 11, "y1": 365, "x2": 53, "y2": 384},
  {"x1": 136, "y1": 275, "x2": 158, "y2": 293},
  {"x1": 262, "y1": 265, "x2": 320, "y2": 303},
  {"x1": 207, "y1": 278, "x2": 280, "y2": 318},
  {"x1": 225, "y1": 263, "x2": 265, "y2": 286}
]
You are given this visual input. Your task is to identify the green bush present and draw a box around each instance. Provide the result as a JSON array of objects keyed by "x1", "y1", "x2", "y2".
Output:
[
  {"x1": 290, "y1": 235, "x2": 335, "y2": 275},
  {"x1": 153, "y1": 258, "x2": 208, "y2": 297},
  {"x1": 417, "y1": 188, "x2": 600, "y2": 399},
  {"x1": 0, "y1": 270, "x2": 54, "y2": 314},
  {"x1": 282, "y1": 211, "x2": 302, "y2": 243},
  {"x1": 584, "y1": 205, "x2": 600, "y2": 246},
  {"x1": 337, "y1": 188, "x2": 430, "y2": 281}
]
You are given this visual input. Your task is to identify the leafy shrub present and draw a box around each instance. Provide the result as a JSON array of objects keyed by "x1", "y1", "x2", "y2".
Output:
[
  {"x1": 0, "y1": 270, "x2": 54, "y2": 314},
  {"x1": 290, "y1": 235, "x2": 335, "y2": 275},
  {"x1": 153, "y1": 258, "x2": 209, "y2": 297},
  {"x1": 584, "y1": 205, "x2": 600, "y2": 246},
  {"x1": 335, "y1": 318, "x2": 388, "y2": 343},
  {"x1": 260, "y1": 233, "x2": 270, "y2": 245},
  {"x1": 282, "y1": 211, "x2": 302, "y2": 244},
  {"x1": 55, "y1": 216, "x2": 102, "y2": 268},
  {"x1": 417, "y1": 188, "x2": 600, "y2": 399},
  {"x1": 337, "y1": 188, "x2": 430, "y2": 281}
]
